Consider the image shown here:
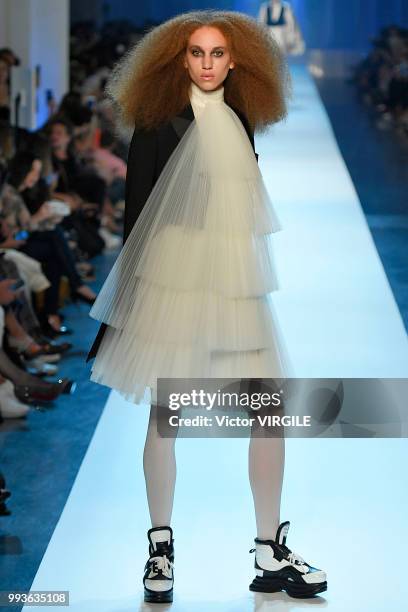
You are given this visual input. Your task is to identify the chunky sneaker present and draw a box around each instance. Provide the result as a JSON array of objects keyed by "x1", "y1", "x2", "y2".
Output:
[
  {"x1": 249, "y1": 521, "x2": 327, "y2": 598},
  {"x1": 143, "y1": 526, "x2": 174, "y2": 603}
]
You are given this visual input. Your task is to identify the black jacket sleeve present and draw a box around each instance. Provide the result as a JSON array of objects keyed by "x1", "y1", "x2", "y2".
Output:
[{"x1": 122, "y1": 127, "x2": 158, "y2": 245}]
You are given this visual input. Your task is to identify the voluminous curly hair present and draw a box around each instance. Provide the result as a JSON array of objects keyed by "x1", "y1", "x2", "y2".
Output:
[{"x1": 106, "y1": 10, "x2": 292, "y2": 133}]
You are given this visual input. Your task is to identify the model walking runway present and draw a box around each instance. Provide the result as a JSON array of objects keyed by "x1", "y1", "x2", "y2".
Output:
[{"x1": 21, "y1": 59, "x2": 408, "y2": 611}]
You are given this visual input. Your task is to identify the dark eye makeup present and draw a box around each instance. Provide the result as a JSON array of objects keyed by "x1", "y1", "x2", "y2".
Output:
[{"x1": 189, "y1": 46, "x2": 226, "y2": 57}]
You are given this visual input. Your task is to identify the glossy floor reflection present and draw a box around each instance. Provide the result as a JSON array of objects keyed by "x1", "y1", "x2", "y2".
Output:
[{"x1": 23, "y1": 62, "x2": 408, "y2": 611}]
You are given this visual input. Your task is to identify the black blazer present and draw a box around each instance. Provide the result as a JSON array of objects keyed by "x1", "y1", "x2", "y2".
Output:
[{"x1": 86, "y1": 101, "x2": 258, "y2": 362}]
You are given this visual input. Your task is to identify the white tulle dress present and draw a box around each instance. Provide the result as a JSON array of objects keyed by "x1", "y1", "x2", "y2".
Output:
[{"x1": 89, "y1": 81, "x2": 293, "y2": 405}]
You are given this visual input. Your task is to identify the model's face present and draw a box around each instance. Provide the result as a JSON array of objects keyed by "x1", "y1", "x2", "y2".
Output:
[{"x1": 184, "y1": 26, "x2": 234, "y2": 92}]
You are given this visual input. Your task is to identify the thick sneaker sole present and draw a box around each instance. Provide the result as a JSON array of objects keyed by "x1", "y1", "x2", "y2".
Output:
[
  {"x1": 144, "y1": 586, "x2": 173, "y2": 603},
  {"x1": 249, "y1": 575, "x2": 327, "y2": 598}
]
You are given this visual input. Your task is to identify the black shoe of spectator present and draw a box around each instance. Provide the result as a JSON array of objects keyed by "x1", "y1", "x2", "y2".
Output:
[
  {"x1": 14, "y1": 377, "x2": 76, "y2": 404},
  {"x1": 31, "y1": 328, "x2": 72, "y2": 352},
  {"x1": 39, "y1": 318, "x2": 73, "y2": 339}
]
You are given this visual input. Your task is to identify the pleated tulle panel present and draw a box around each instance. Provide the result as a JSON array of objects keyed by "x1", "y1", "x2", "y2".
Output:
[
  {"x1": 195, "y1": 175, "x2": 282, "y2": 236},
  {"x1": 90, "y1": 325, "x2": 211, "y2": 403},
  {"x1": 135, "y1": 227, "x2": 280, "y2": 296},
  {"x1": 209, "y1": 347, "x2": 288, "y2": 379},
  {"x1": 90, "y1": 326, "x2": 290, "y2": 405},
  {"x1": 99, "y1": 279, "x2": 280, "y2": 350},
  {"x1": 89, "y1": 100, "x2": 293, "y2": 404},
  {"x1": 89, "y1": 102, "x2": 283, "y2": 330}
]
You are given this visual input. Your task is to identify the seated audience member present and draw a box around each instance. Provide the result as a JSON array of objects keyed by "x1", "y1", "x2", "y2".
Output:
[
  {"x1": 47, "y1": 117, "x2": 108, "y2": 257},
  {"x1": 0, "y1": 151, "x2": 97, "y2": 334}
]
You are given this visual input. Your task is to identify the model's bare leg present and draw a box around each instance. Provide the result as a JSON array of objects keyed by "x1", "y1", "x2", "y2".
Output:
[
  {"x1": 142, "y1": 403, "x2": 177, "y2": 603},
  {"x1": 248, "y1": 430, "x2": 285, "y2": 540},
  {"x1": 143, "y1": 403, "x2": 178, "y2": 527}
]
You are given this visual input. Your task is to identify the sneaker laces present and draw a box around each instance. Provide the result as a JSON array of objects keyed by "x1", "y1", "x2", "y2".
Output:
[
  {"x1": 150, "y1": 554, "x2": 173, "y2": 577},
  {"x1": 249, "y1": 544, "x2": 307, "y2": 567},
  {"x1": 287, "y1": 550, "x2": 306, "y2": 566}
]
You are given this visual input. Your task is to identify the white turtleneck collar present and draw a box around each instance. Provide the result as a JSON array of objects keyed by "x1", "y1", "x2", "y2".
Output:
[{"x1": 189, "y1": 81, "x2": 224, "y2": 118}]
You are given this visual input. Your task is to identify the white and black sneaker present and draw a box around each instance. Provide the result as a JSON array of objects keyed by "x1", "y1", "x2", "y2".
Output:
[
  {"x1": 143, "y1": 526, "x2": 174, "y2": 603},
  {"x1": 249, "y1": 521, "x2": 327, "y2": 598}
]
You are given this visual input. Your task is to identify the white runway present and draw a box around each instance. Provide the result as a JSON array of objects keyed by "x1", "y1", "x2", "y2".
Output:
[{"x1": 24, "y1": 63, "x2": 408, "y2": 611}]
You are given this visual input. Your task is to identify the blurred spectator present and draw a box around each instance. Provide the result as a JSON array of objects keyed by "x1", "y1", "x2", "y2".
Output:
[
  {"x1": 0, "y1": 48, "x2": 20, "y2": 122},
  {"x1": 1, "y1": 151, "x2": 97, "y2": 333},
  {"x1": 0, "y1": 57, "x2": 10, "y2": 122},
  {"x1": 352, "y1": 25, "x2": 408, "y2": 136},
  {"x1": 0, "y1": 48, "x2": 21, "y2": 68},
  {"x1": 0, "y1": 121, "x2": 15, "y2": 163}
]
